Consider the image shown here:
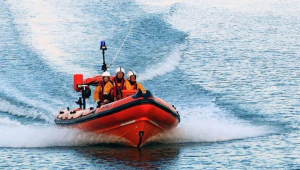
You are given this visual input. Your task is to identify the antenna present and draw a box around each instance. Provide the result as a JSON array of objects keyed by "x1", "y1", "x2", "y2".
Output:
[{"x1": 108, "y1": 26, "x2": 133, "y2": 68}]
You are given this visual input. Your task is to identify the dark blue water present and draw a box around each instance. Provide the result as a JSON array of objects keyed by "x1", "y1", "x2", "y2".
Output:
[{"x1": 1, "y1": 0, "x2": 299, "y2": 169}]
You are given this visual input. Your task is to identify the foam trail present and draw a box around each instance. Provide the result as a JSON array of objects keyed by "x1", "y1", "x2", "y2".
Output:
[
  {"x1": 7, "y1": 0, "x2": 98, "y2": 76},
  {"x1": 0, "y1": 117, "x2": 21, "y2": 127},
  {"x1": 139, "y1": 47, "x2": 182, "y2": 82},
  {"x1": 0, "y1": 78, "x2": 60, "y2": 117},
  {"x1": 0, "y1": 125, "x2": 126, "y2": 148},
  {"x1": 149, "y1": 104, "x2": 271, "y2": 144},
  {"x1": 0, "y1": 100, "x2": 52, "y2": 122}
]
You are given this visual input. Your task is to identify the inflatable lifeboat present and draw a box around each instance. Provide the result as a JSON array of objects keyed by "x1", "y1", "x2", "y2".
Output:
[
  {"x1": 55, "y1": 74, "x2": 180, "y2": 147},
  {"x1": 55, "y1": 41, "x2": 180, "y2": 147}
]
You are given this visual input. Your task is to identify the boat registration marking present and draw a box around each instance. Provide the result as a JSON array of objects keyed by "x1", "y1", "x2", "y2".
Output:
[{"x1": 121, "y1": 120, "x2": 135, "y2": 126}]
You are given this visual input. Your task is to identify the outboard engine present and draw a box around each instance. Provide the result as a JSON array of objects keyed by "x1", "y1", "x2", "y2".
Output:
[{"x1": 73, "y1": 74, "x2": 91, "y2": 109}]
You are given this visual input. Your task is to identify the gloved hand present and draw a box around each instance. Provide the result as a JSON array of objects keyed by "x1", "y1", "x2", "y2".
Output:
[{"x1": 97, "y1": 101, "x2": 101, "y2": 108}]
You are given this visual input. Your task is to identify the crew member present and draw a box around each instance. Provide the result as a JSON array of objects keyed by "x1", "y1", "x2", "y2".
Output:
[
  {"x1": 93, "y1": 71, "x2": 115, "y2": 107},
  {"x1": 125, "y1": 70, "x2": 146, "y2": 93},
  {"x1": 113, "y1": 67, "x2": 126, "y2": 100}
]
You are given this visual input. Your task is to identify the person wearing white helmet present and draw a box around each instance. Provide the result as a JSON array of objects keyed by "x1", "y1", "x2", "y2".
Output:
[
  {"x1": 93, "y1": 71, "x2": 115, "y2": 107},
  {"x1": 113, "y1": 66, "x2": 126, "y2": 100},
  {"x1": 125, "y1": 70, "x2": 146, "y2": 93}
]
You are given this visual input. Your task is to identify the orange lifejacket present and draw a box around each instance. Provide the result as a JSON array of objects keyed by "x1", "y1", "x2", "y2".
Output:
[
  {"x1": 113, "y1": 77, "x2": 125, "y2": 99},
  {"x1": 130, "y1": 81, "x2": 138, "y2": 90},
  {"x1": 99, "y1": 80, "x2": 114, "y2": 102}
]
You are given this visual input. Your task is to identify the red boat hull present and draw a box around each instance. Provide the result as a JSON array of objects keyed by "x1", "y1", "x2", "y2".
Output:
[
  {"x1": 55, "y1": 90, "x2": 180, "y2": 147},
  {"x1": 103, "y1": 117, "x2": 164, "y2": 147}
]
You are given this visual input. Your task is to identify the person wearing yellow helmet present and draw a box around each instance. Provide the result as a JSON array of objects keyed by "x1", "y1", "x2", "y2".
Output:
[
  {"x1": 93, "y1": 71, "x2": 115, "y2": 107},
  {"x1": 125, "y1": 70, "x2": 146, "y2": 93}
]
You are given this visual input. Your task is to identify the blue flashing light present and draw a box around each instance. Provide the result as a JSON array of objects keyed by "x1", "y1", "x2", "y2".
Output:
[{"x1": 100, "y1": 41, "x2": 107, "y2": 51}]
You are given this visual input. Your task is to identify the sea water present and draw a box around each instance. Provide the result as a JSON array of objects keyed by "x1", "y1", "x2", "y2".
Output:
[{"x1": 0, "y1": 0, "x2": 299, "y2": 169}]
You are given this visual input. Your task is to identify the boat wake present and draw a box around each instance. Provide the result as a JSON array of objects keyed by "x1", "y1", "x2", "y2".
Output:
[
  {"x1": 139, "y1": 45, "x2": 184, "y2": 82},
  {"x1": 0, "y1": 120, "x2": 125, "y2": 148},
  {"x1": 0, "y1": 117, "x2": 21, "y2": 127},
  {"x1": 0, "y1": 100, "x2": 53, "y2": 122},
  {"x1": 149, "y1": 104, "x2": 271, "y2": 144},
  {"x1": 7, "y1": 0, "x2": 98, "y2": 76},
  {"x1": 0, "y1": 101, "x2": 271, "y2": 148}
]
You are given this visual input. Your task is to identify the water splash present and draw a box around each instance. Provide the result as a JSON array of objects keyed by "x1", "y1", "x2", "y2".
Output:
[
  {"x1": 149, "y1": 104, "x2": 271, "y2": 144},
  {"x1": 0, "y1": 117, "x2": 21, "y2": 127},
  {"x1": 0, "y1": 125, "x2": 126, "y2": 148}
]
